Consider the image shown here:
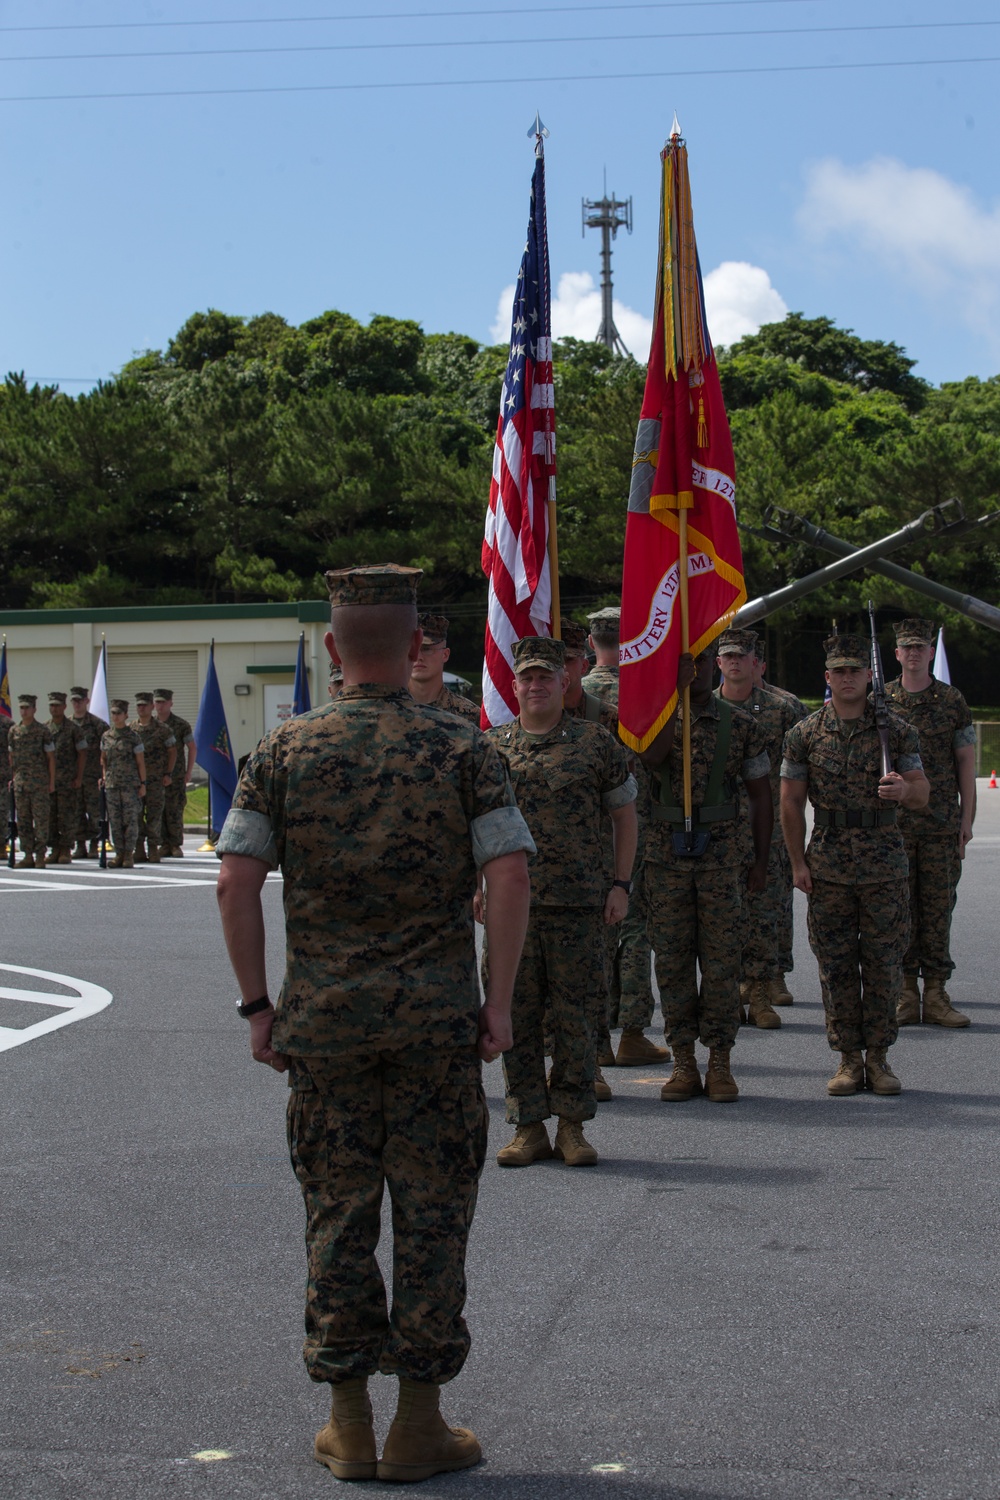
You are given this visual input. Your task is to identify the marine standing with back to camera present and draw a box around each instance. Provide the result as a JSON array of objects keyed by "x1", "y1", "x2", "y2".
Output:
[
  {"x1": 885, "y1": 618, "x2": 976, "y2": 1028},
  {"x1": 215, "y1": 564, "x2": 533, "y2": 1484},
  {"x1": 780, "y1": 633, "x2": 929, "y2": 1097}
]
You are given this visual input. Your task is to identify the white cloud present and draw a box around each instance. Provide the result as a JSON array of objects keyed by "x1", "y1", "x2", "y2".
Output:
[
  {"x1": 490, "y1": 263, "x2": 785, "y2": 357},
  {"x1": 799, "y1": 156, "x2": 1000, "y2": 344},
  {"x1": 703, "y1": 262, "x2": 788, "y2": 348}
]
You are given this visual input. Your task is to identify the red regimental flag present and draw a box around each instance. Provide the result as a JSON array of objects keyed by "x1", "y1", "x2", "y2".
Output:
[{"x1": 618, "y1": 138, "x2": 746, "y2": 753}]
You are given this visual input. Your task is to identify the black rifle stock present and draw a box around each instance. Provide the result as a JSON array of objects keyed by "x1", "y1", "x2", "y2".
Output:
[
  {"x1": 868, "y1": 600, "x2": 892, "y2": 779},
  {"x1": 7, "y1": 780, "x2": 15, "y2": 867},
  {"x1": 98, "y1": 781, "x2": 109, "y2": 869}
]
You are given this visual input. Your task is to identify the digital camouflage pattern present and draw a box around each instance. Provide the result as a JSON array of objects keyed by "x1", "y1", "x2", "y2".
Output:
[
  {"x1": 101, "y1": 724, "x2": 144, "y2": 857},
  {"x1": 645, "y1": 698, "x2": 770, "y2": 1050},
  {"x1": 130, "y1": 716, "x2": 176, "y2": 850},
  {"x1": 485, "y1": 713, "x2": 635, "y2": 909},
  {"x1": 781, "y1": 702, "x2": 922, "y2": 883},
  {"x1": 72, "y1": 709, "x2": 108, "y2": 844},
  {"x1": 1, "y1": 715, "x2": 10, "y2": 843},
  {"x1": 162, "y1": 710, "x2": 194, "y2": 849},
  {"x1": 763, "y1": 681, "x2": 808, "y2": 721},
  {"x1": 580, "y1": 664, "x2": 619, "y2": 705},
  {"x1": 886, "y1": 676, "x2": 976, "y2": 979},
  {"x1": 428, "y1": 684, "x2": 480, "y2": 723},
  {"x1": 9, "y1": 719, "x2": 56, "y2": 855},
  {"x1": 715, "y1": 683, "x2": 803, "y2": 982},
  {"x1": 486, "y1": 909, "x2": 602, "y2": 1124},
  {"x1": 806, "y1": 880, "x2": 907, "y2": 1051},
  {"x1": 48, "y1": 714, "x2": 89, "y2": 852},
  {"x1": 219, "y1": 685, "x2": 534, "y2": 1057},
  {"x1": 781, "y1": 702, "x2": 923, "y2": 1052},
  {"x1": 287, "y1": 1046, "x2": 487, "y2": 1385}
]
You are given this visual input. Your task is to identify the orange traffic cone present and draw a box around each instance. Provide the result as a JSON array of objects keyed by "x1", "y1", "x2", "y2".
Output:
[{"x1": 990, "y1": 770, "x2": 998, "y2": 789}]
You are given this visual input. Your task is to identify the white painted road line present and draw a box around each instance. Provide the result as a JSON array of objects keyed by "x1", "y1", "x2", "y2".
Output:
[{"x1": 0, "y1": 963, "x2": 112, "y2": 1052}]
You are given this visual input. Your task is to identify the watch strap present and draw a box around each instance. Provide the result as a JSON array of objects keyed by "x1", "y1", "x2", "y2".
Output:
[{"x1": 237, "y1": 995, "x2": 271, "y2": 1019}]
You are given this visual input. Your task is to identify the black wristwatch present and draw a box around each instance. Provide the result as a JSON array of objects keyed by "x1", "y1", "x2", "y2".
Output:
[
  {"x1": 237, "y1": 995, "x2": 272, "y2": 1019},
  {"x1": 612, "y1": 879, "x2": 634, "y2": 896}
]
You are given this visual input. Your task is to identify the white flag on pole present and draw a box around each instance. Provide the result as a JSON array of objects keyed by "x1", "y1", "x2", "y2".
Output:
[
  {"x1": 90, "y1": 641, "x2": 109, "y2": 723},
  {"x1": 933, "y1": 627, "x2": 951, "y2": 684}
]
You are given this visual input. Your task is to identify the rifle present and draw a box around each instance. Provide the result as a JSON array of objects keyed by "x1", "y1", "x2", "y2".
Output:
[
  {"x1": 868, "y1": 600, "x2": 892, "y2": 779},
  {"x1": 7, "y1": 780, "x2": 15, "y2": 868},
  {"x1": 98, "y1": 781, "x2": 109, "y2": 869}
]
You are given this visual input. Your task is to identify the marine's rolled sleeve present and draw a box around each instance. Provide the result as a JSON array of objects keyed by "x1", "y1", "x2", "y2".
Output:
[
  {"x1": 896, "y1": 752, "x2": 924, "y2": 774},
  {"x1": 742, "y1": 751, "x2": 771, "y2": 782},
  {"x1": 217, "y1": 807, "x2": 279, "y2": 869},
  {"x1": 954, "y1": 724, "x2": 976, "y2": 751},
  {"x1": 471, "y1": 805, "x2": 536, "y2": 868},
  {"x1": 602, "y1": 772, "x2": 637, "y2": 811},
  {"x1": 780, "y1": 721, "x2": 809, "y2": 780}
]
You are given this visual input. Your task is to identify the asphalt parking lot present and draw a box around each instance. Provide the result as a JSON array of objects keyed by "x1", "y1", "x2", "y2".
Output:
[{"x1": 2, "y1": 790, "x2": 1000, "y2": 1500}]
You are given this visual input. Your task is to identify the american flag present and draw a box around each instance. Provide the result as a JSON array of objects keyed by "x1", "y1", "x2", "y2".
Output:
[{"x1": 480, "y1": 150, "x2": 555, "y2": 727}]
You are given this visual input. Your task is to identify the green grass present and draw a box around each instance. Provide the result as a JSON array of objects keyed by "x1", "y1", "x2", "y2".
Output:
[{"x1": 183, "y1": 785, "x2": 209, "y2": 825}]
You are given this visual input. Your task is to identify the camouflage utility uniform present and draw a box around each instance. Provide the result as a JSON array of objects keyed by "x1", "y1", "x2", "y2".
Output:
[
  {"x1": 130, "y1": 716, "x2": 175, "y2": 857},
  {"x1": 9, "y1": 720, "x2": 56, "y2": 858},
  {"x1": 645, "y1": 698, "x2": 769, "y2": 1050},
  {"x1": 101, "y1": 725, "x2": 145, "y2": 856},
  {"x1": 885, "y1": 677, "x2": 975, "y2": 983},
  {"x1": 73, "y1": 709, "x2": 108, "y2": 851},
  {"x1": 429, "y1": 683, "x2": 480, "y2": 723},
  {"x1": 1, "y1": 715, "x2": 10, "y2": 854},
  {"x1": 48, "y1": 713, "x2": 89, "y2": 859},
  {"x1": 218, "y1": 686, "x2": 534, "y2": 1386},
  {"x1": 162, "y1": 711, "x2": 194, "y2": 852},
  {"x1": 485, "y1": 714, "x2": 636, "y2": 1125},
  {"x1": 781, "y1": 703, "x2": 922, "y2": 1052},
  {"x1": 580, "y1": 663, "x2": 620, "y2": 701},
  {"x1": 715, "y1": 683, "x2": 803, "y2": 989}
]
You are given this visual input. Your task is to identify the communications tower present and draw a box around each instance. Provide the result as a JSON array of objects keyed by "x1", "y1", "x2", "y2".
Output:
[{"x1": 581, "y1": 180, "x2": 633, "y2": 357}]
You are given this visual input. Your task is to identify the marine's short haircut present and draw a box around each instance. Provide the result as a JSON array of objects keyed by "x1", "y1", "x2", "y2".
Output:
[{"x1": 330, "y1": 601, "x2": 418, "y2": 665}]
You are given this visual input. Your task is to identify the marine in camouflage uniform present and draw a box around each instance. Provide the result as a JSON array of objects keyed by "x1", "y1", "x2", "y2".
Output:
[
  {"x1": 1, "y1": 711, "x2": 11, "y2": 860},
  {"x1": 130, "y1": 692, "x2": 176, "y2": 863},
  {"x1": 754, "y1": 657, "x2": 809, "y2": 972},
  {"x1": 46, "y1": 691, "x2": 89, "y2": 864},
  {"x1": 8, "y1": 695, "x2": 56, "y2": 867},
  {"x1": 781, "y1": 633, "x2": 929, "y2": 1096},
  {"x1": 216, "y1": 564, "x2": 533, "y2": 1483},
  {"x1": 716, "y1": 628, "x2": 805, "y2": 1027},
  {"x1": 69, "y1": 687, "x2": 108, "y2": 858},
  {"x1": 484, "y1": 636, "x2": 637, "y2": 1167},
  {"x1": 100, "y1": 702, "x2": 146, "y2": 868},
  {"x1": 641, "y1": 650, "x2": 772, "y2": 1103},
  {"x1": 409, "y1": 612, "x2": 480, "y2": 723},
  {"x1": 886, "y1": 618, "x2": 977, "y2": 1027},
  {"x1": 154, "y1": 690, "x2": 195, "y2": 856}
]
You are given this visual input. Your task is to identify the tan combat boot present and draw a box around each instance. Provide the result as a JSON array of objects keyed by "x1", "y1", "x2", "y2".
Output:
[
  {"x1": 147, "y1": 842, "x2": 161, "y2": 864},
  {"x1": 72, "y1": 840, "x2": 88, "y2": 860},
  {"x1": 596, "y1": 1036, "x2": 616, "y2": 1068},
  {"x1": 88, "y1": 839, "x2": 100, "y2": 857},
  {"x1": 377, "y1": 1378, "x2": 481, "y2": 1483},
  {"x1": 36, "y1": 851, "x2": 48, "y2": 868},
  {"x1": 314, "y1": 1377, "x2": 377, "y2": 1480},
  {"x1": 57, "y1": 847, "x2": 73, "y2": 865},
  {"x1": 616, "y1": 1028, "x2": 669, "y2": 1065},
  {"x1": 827, "y1": 1051, "x2": 864, "y2": 1096},
  {"x1": 594, "y1": 1063, "x2": 613, "y2": 1102},
  {"x1": 659, "y1": 1044, "x2": 702, "y2": 1101},
  {"x1": 746, "y1": 981, "x2": 781, "y2": 1030},
  {"x1": 122, "y1": 854, "x2": 135, "y2": 869},
  {"x1": 496, "y1": 1122, "x2": 552, "y2": 1168},
  {"x1": 553, "y1": 1118, "x2": 598, "y2": 1166},
  {"x1": 896, "y1": 974, "x2": 921, "y2": 1026},
  {"x1": 865, "y1": 1048, "x2": 902, "y2": 1095},
  {"x1": 133, "y1": 843, "x2": 148, "y2": 864},
  {"x1": 705, "y1": 1047, "x2": 739, "y2": 1102},
  {"x1": 111, "y1": 854, "x2": 124, "y2": 869},
  {"x1": 922, "y1": 979, "x2": 970, "y2": 1028},
  {"x1": 769, "y1": 976, "x2": 794, "y2": 1006},
  {"x1": 16, "y1": 853, "x2": 35, "y2": 869}
]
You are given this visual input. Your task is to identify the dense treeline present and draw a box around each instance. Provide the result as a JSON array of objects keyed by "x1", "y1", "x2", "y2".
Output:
[{"x1": 2, "y1": 308, "x2": 999, "y2": 698}]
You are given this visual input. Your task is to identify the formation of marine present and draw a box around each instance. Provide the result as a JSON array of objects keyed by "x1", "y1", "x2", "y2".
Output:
[{"x1": 4, "y1": 685, "x2": 195, "y2": 868}]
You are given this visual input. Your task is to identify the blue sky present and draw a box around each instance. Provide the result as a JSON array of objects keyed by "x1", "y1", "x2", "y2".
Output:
[{"x1": 3, "y1": 0, "x2": 999, "y2": 391}]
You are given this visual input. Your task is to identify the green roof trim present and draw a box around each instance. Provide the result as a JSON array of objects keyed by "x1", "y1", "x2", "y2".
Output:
[
  {"x1": 245, "y1": 664, "x2": 297, "y2": 675},
  {"x1": 0, "y1": 601, "x2": 330, "y2": 626}
]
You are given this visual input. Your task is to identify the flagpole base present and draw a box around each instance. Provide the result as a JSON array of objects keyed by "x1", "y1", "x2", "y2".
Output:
[{"x1": 198, "y1": 838, "x2": 217, "y2": 852}]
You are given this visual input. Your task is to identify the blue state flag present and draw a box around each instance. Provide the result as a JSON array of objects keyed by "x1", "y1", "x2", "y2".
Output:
[
  {"x1": 293, "y1": 632, "x2": 311, "y2": 717},
  {"x1": 195, "y1": 642, "x2": 238, "y2": 837}
]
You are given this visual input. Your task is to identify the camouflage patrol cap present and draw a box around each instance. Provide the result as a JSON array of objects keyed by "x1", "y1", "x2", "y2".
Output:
[
  {"x1": 716, "y1": 627, "x2": 759, "y2": 657},
  {"x1": 70, "y1": 686, "x2": 88, "y2": 700},
  {"x1": 17, "y1": 694, "x2": 37, "y2": 706},
  {"x1": 328, "y1": 660, "x2": 344, "y2": 682},
  {"x1": 135, "y1": 691, "x2": 154, "y2": 705},
  {"x1": 893, "y1": 617, "x2": 935, "y2": 647},
  {"x1": 153, "y1": 688, "x2": 173, "y2": 701},
  {"x1": 110, "y1": 699, "x2": 130, "y2": 713},
  {"x1": 326, "y1": 563, "x2": 422, "y2": 608},
  {"x1": 418, "y1": 613, "x2": 449, "y2": 644},
  {"x1": 512, "y1": 636, "x2": 566, "y2": 674},
  {"x1": 48, "y1": 691, "x2": 67, "y2": 704},
  {"x1": 824, "y1": 633, "x2": 869, "y2": 669},
  {"x1": 559, "y1": 619, "x2": 590, "y2": 659},
  {"x1": 587, "y1": 606, "x2": 621, "y2": 646}
]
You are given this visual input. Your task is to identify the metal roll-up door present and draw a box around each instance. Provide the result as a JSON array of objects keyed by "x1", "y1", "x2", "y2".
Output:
[{"x1": 107, "y1": 650, "x2": 200, "y2": 729}]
